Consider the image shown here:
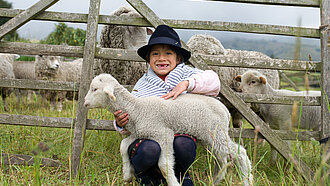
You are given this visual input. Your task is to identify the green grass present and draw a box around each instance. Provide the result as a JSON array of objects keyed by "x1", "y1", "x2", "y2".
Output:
[{"x1": 0, "y1": 92, "x2": 329, "y2": 185}]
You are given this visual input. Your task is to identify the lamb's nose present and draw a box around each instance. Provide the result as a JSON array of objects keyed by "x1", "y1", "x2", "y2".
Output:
[{"x1": 84, "y1": 101, "x2": 89, "y2": 107}]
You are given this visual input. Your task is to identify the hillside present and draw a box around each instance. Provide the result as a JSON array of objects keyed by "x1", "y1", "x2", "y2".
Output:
[{"x1": 221, "y1": 37, "x2": 321, "y2": 61}]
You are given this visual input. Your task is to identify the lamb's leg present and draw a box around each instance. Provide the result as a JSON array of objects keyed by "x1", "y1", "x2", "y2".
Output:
[
  {"x1": 50, "y1": 99, "x2": 56, "y2": 111},
  {"x1": 212, "y1": 149, "x2": 228, "y2": 185},
  {"x1": 207, "y1": 134, "x2": 229, "y2": 185},
  {"x1": 270, "y1": 123, "x2": 291, "y2": 165},
  {"x1": 15, "y1": 89, "x2": 22, "y2": 104},
  {"x1": 155, "y1": 130, "x2": 179, "y2": 186},
  {"x1": 227, "y1": 139, "x2": 253, "y2": 186},
  {"x1": 1, "y1": 93, "x2": 8, "y2": 112},
  {"x1": 231, "y1": 109, "x2": 243, "y2": 128},
  {"x1": 270, "y1": 147, "x2": 278, "y2": 165},
  {"x1": 120, "y1": 136, "x2": 136, "y2": 182},
  {"x1": 271, "y1": 140, "x2": 291, "y2": 165},
  {"x1": 27, "y1": 90, "x2": 34, "y2": 103},
  {"x1": 56, "y1": 101, "x2": 63, "y2": 112}
]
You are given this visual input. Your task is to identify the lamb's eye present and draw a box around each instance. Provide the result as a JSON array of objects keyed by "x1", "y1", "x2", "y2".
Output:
[
  {"x1": 93, "y1": 88, "x2": 98, "y2": 92},
  {"x1": 251, "y1": 80, "x2": 256, "y2": 84}
]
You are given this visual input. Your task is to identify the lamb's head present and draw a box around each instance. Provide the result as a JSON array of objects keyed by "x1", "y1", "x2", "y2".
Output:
[
  {"x1": 235, "y1": 70, "x2": 267, "y2": 94},
  {"x1": 36, "y1": 55, "x2": 61, "y2": 70},
  {"x1": 84, "y1": 74, "x2": 118, "y2": 109}
]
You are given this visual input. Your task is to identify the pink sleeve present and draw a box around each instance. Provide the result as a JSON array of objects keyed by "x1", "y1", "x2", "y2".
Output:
[{"x1": 190, "y1": 70, "x2": 220, "y2": 96}]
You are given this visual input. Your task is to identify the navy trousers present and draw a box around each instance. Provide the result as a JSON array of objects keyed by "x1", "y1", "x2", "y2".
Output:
[{"x1": 128, "y1": 136, "x2": 196, "y2": 186}]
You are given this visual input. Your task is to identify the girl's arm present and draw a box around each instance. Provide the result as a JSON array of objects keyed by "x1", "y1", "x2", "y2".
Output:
[{"x1": 187, "y1": 70, "x2": 220, "y2": 96}]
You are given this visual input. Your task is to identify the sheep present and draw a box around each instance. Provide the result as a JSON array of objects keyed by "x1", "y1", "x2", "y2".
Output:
[
  {"x1": 187, "y1": 34, "x2": 280, "y2": 128},
  {"x1": 93, "y1": 5, "x2": 149, "y2": 85},
  {"x1": 35, "y1": 55, "x2": 82, "y2": 111},
  {"x1": 84, "y1": 73, "x2": 253, "y2": 186},
  {"x1": 0, "y1": 53, "x2": 19, "y2": 111},
  {"x1": 13, "y1": 60, "x2": 36, "y2": 103},
  {"x1": 235, "y1": 70, "x2": 321, "y2": 163}
]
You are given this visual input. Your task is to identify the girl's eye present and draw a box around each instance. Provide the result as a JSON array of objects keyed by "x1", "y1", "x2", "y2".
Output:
[
  {"x1": 166, "y1": 52, "x2": 173, "y2": 55},
  {"x1": 151, "y1": 52, "x2": 159, "y2": 56}
]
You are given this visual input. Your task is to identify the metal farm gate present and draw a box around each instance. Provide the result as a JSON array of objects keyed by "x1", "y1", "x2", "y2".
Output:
[{"x1": 0, "y1": 0, "x2": 328, "y2": 181}]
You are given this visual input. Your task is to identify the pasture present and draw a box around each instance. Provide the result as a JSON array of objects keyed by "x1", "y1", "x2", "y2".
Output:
[
  {"x1": 0, "y1": 90, "x2": 328, "y2": 185},
  {"x1": 0, "y1": 0, "x2": 328, "y2": 185}
]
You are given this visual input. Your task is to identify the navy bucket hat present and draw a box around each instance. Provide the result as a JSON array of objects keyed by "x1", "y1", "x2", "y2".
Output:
[{"x1": 137, "y1": 25, "x2": 191, "y2": 62}]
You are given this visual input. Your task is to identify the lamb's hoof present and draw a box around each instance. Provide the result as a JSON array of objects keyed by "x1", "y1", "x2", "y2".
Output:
[{"x1": 123, "y1": 175, "x2": 133, "y2": 182}]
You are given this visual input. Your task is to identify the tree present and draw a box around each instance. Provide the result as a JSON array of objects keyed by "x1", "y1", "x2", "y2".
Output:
[
  {"x1": 41, "y1": 23, "x2": 86, "y2": 46},
  {"x1": 0, "y1": 0, "x2": 20, "y2": 41}
]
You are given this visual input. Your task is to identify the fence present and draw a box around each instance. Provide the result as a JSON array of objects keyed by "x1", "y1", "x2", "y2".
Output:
[{"x1": 0, "y1": 0, "x2": 329, "y2": 181}]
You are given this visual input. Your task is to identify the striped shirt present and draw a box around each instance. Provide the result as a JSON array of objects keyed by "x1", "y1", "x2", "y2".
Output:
[{"x1": 132, "y1": 63, "x2": 202, "y2": 98}]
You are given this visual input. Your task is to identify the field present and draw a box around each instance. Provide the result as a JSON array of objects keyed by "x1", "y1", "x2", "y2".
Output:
[{"x1": 0, "y1": 88, "x2": 329, "y2": 185}]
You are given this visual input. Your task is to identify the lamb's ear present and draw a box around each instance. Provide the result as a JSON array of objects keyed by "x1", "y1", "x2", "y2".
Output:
[
  {"x1": 234, "y1": 75, "x2": 242, "y2": 82},
  {"x1": 103, "y1": 85, "x2": 116, "y2": 101},
  {"x1": 259, "y1": 76, "x2": 267, "y2": 84}
]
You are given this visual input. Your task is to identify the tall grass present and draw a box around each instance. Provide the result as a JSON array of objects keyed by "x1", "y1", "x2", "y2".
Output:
[{"x1": 0, "y1": 92, "x2": 328, "y2": 185}]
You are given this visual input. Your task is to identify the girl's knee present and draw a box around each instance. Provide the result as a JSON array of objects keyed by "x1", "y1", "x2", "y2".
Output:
[
  {"x1": 131, "y1": 140, "x2": 161, "y2": 173},
  {"x1": 174, "y1": 136, "x2": 196, "y2": 166}
]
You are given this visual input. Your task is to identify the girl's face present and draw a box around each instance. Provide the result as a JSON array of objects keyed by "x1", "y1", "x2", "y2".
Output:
[{"x1": 148, "y1": 44, "x2": 181, "y2": 76}]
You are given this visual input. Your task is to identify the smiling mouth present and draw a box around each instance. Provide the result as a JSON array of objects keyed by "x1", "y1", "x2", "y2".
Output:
[{"x1": 156, "y1": 64, "x2": 169, "y2": 68}]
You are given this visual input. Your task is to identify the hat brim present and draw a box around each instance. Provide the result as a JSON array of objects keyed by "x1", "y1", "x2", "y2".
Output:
[{"x1": 137, "y1": 44, "x2": 191, "y2": 62}]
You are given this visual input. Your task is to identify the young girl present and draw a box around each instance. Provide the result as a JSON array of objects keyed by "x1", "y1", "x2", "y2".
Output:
[{"x1": 114, "y1": 25, "x2": 220, "y2": 186}]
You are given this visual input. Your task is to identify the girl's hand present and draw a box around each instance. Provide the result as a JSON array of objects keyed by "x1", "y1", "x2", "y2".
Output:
[
  {"x1": 114, "y1": 110, "x2": 129, "y2": 128},
  {"x1": 161, "y1": 80, "x2": 189, "y2": 100}
]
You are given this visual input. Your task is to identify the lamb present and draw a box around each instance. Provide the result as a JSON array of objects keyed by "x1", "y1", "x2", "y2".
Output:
[
  {"x1": 35, "y1": 55, "x2": 82, "y2": 111},
  {"x1": 0, "y1": 53, "x2": 19, "y2": 111},
  {"x1": 13, "y1": 60, "x2": 36, "y2": 103},
  {"x1": 93, "y1": 5, "x2": 149, "y2": 85},
  {"x1": 84, "y1": 73, "x2": 253, "y2": 186},
  {"x1": 235, "y1": 70, "x2": 321, "y2": 162},
  {"x1": 187, "y1": 34, "x2": 280, "y2": 128}
]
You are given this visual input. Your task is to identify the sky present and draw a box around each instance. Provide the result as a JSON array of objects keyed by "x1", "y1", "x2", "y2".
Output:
[{"x1": 6, "y1": 0, "x2": 321, "y2": 42}]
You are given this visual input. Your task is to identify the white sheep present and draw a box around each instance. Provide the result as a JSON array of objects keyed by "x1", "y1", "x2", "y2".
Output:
[
  {"x1": 84, "y1": 73, "x2": 253, "y2": 186},
  {"x1": 235, "y1": 70, "x2": 321, "y2": 162},
  {"x1": 187, "y1": 34, "x2": 280, "y2": 128},
  {"x1": 13, "y1": 60, "x2": 36, "y2": 103},
  {"x1": 93, "y1": 5, "x2": 149, "y2": 85},
  {"x1": 35, "y1": 55, "x2": 82, "y2": 111},
  {"x1": 0, "y1": 53, "x2": 19, "y2": 111}
]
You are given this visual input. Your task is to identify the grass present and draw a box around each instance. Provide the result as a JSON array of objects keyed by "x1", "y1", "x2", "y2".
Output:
[{"x1": 0, "y1": 92, "x2": 329, "y2": 185}]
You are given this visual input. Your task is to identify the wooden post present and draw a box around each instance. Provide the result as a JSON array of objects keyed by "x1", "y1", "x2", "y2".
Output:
[
  {"x1": 127, "y1": 0, "x2": 314, "y2": 180},
  {"x1": 71, "y1": 0, "x2": 100, "y2": 179},
  {"x1": 320, "y1": 0, "x2": 330, "y2": 166},
  {"x1": 0, "y1": 0, "x2": 59, "y2": 39}
]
